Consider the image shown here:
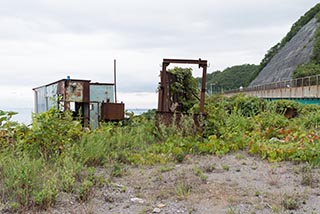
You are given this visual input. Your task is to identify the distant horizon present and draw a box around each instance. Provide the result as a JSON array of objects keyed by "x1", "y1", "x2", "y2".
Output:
[
  {"x1": 2, "y1": 106, "x2": 152, "y2": 125},
  {"x1": 0, "y1": 88, "x2": 158, "y2": 110}
]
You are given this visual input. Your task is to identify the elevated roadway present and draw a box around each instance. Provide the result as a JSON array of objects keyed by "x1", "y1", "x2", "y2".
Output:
[{"x1": 224, "y1": 75, "x2": 320, "y2": 105}]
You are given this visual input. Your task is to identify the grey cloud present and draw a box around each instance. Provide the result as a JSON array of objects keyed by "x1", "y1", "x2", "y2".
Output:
[{"x1": 0, "y1": 0, "x2": 319, "y2": 93}]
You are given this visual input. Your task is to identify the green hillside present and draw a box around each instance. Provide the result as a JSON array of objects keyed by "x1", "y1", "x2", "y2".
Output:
[{"x1": 203, "y1": 64, "x2": 259, "y2": 93}]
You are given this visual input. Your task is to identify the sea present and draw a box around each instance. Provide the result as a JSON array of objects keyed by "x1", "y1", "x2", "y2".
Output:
[
  {"x1": 1, "y1": 107, "x2": 150, "y2": 125},
  {"x1": 1, "y1": 107, "x2": 33, "y2": 125}
]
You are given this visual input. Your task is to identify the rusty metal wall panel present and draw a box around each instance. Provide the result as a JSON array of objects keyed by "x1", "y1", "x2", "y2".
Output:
[
  {"x1": 101, "y1": 103, "x2": 124, "y2": 121},
  {"x1": 90, "y1": 84, "x2": 115, "y2": 103},
  {"x1": 83, "y1": 82, "x2": 90, "y2": 103},
  {"x1": 65, "y1": 81, "x2": 89, "y2": 102},
  {"x1": 57, "y1": 81, "x2": 65, "y2": 95}
]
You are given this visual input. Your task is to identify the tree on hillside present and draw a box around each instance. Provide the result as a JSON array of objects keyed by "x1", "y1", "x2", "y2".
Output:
[{"x1": 200, "y1": 64, "x2": 259, "y2": 93}]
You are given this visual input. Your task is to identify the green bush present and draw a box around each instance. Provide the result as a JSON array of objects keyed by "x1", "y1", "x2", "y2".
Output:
[
  {"x1": 23, "y1": 108, "x2": 83, "y2": 160},
  {"x1": 0, "y1": 154, "x2": 45, "y2": 207},
  {"x1": 228, "y1": 95, "x2": 266, "y2": 117},
  {"x1": 0, "y1": 110, "x2": 26, "y2": 150}
]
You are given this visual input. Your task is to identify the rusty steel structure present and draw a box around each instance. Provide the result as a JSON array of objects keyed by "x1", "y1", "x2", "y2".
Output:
[
  {"x1": 33, "y1": 78, "x2": 124, "y2": 129},
  {"x1": 157, "y1": 58, "x2": 207, "y2": 125},
  {"x1": 158, "y1": 58, "x2": 207, "y2": 114}
]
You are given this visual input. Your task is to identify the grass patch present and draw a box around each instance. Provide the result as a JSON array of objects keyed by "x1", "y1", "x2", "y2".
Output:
[{"x1": 1, "y1": 95, "x2": 320, "y2": 211}]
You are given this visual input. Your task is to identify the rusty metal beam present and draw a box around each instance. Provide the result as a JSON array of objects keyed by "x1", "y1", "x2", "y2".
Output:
[
  {"x1": 163, "y1": 58, "x2": 207, "y2": 67},
  {"x1": 159, "y1": 62, "x2": 170, "y2": 112},
  {"x1": 200, "y1": 64, "x2": 207, "y2": 114}
]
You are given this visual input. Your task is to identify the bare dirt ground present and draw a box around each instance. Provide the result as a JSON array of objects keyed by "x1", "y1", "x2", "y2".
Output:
[{"x1": 36, "y1": 151, "x2": 320, "y2": 214}]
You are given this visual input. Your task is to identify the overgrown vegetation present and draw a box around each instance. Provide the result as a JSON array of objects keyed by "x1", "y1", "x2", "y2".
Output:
[
  {"x1": 167, "y1": 67, "x2": 199, "y2": 112},
  {"x1": 1, "y1": 95, "x2": 320, "y2": 212},
  {"x1": 293, "y1": 63, "x2": 320, "y2": 79}
]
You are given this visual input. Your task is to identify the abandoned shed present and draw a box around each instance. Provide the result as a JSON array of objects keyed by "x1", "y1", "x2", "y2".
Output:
[{"x1": 33, "y1": 78, "x2": 124, "y2": 129}]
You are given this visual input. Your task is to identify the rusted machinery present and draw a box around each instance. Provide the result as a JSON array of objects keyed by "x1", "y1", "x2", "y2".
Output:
[
  {"x1": 157, "y1": 58, "x2": 207, "y2": 124},
  {"x1": 33, "y1": 78, "x2": 124, "y2": 129}
]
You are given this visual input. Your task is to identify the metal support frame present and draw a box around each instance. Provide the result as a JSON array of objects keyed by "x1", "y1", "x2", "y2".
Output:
[{"x1": 158, "y1": 58, "x2": 207, "y2": 114}]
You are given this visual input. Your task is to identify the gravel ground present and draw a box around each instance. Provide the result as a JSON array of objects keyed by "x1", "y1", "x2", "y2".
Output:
[{"x1": 27, "y1": 151, "x2": 320, "y2": 214}]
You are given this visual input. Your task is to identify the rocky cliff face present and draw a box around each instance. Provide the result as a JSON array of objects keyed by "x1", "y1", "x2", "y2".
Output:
[{"x1": 250, "y1": 18, "x2": 319, "y2": 86}]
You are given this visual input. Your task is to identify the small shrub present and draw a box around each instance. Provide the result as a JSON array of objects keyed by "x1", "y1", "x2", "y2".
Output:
[
  {"x1": 235, "y1": 153, "x2": 246, "y2": 160},
  {"x1": 110, "y1": 164, "x2": 125, "y2": 177},
  {"x1": 301, "y1": 163, "x2": 313, "y2": 186},
  {"x1": 227, "y1": 206, "x2": 239, "y2": 214},
  {"x1": 175, "y1": 172, "x2": 192, "y2": 198},
  {"x1": 202, "y1": 163, "x2": 216, "y2": 173},
  {"x1": 174, "y1": 152, "x2": 185, "y2": 163},
  {"x1": 222, "y1": 164, "x2": 230, "y2": 171},
  {"x1": 266, "y1": 167, "x2": 281, "y2": 186},
  {"x1": 175, "y1": 181, "x2": 192, "y2": 198},
  {"x1": 59, "y1": 156, "x2": 82, "y2": 193},
  {"x1": 8, "y1": 202, "x2": 20, "y2": 212},
  {"x1": 33, "y1": 177, "x2": 58, "y2": 209},
  {"x1": 160, "y1": 165, "x2": 175, "y2": 173},
  {"x1": 78, "y1": 179, "x2": 94, "y2": 201},
  {"x1": 282, "y1": 194, "x2": 300, "y2": 210},
  {"x1": 192, "y1": 166, "x2": 208, "y2": 182}
]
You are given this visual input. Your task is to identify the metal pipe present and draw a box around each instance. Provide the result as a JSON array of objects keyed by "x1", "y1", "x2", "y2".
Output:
[{"x1": 114, "y1": 59, "x2": 117, "y2": 103}]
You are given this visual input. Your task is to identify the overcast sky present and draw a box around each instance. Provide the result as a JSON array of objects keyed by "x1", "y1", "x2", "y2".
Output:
[{"x1": 0, "y1": 0, "x2": 319, "y2": 110}]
